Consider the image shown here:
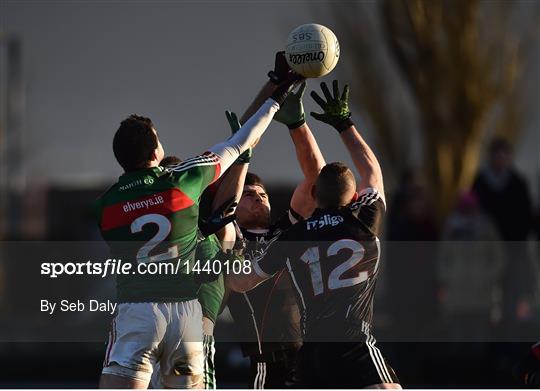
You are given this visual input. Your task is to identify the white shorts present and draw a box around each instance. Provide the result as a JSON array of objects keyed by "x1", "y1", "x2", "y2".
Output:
[{"x1": 102, "y1": 300, "x2": 204, "y2": 388}]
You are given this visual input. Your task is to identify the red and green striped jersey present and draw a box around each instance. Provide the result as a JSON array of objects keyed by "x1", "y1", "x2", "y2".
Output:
[{"x1": 96, "y1": 152, "x2": 221, "y2": 302}]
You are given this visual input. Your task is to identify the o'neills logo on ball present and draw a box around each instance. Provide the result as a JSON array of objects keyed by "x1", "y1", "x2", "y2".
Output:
[{"x1": 289, "y1": 51, "x2": 325, "y2": 65}]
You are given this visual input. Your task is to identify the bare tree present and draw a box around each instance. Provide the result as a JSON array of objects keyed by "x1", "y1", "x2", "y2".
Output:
[{"x1": 318, "y1": 0, "x2": 539, "y2": 219}]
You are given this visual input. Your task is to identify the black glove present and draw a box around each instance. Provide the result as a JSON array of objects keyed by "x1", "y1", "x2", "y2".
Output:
[
  {"x1": 271, "y1": 72, "x2": 305, "y2": 106},
  {"x1": 268, "y1": 51, "x2": 291, "y2": 85},
  {"x1": 232, "y1": 220, "x2": 247, "y2": 252},
  {"x1": 198, "y1": 196, "x2": 237, "y2": 238},
  {"x1": 310, "y1": 80, "x2": 354, "y2": 133}
]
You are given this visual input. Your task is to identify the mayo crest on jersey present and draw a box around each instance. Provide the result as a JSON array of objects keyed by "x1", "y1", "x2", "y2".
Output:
[{"x1": 96, "y1": 153, "x2": 220, "y2": 302}]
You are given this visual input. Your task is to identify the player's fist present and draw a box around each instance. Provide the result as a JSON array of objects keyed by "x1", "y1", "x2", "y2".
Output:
[
  {"x1": 271, "y1": 72, "x2": 305, "y2": 106},
  {"x1": 268, "y1": 51, "x2": 292, "y2": 85},
  {"x1": 199, "y1": 196, "x2": 237, "y2": 238}
]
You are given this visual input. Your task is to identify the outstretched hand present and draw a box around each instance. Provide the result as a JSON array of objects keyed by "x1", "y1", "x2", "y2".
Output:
[
  {"x1": 274, "y1": 81, "x2": 307, "y2": 129},
  {"x1": 310, "y1": 80, "x2": 354, "y2": 133}
]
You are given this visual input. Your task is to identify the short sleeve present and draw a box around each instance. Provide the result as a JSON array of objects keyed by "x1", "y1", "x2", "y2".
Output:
[
  {"x1": 349, "y1": 187, "x2": 386, "y2": 236},
  {"x1": 251, "y1": 234, "x2": 288, "y2": 279},
  {"x1": 164, "y1": 152, "x2": 221, "y2": 202}
]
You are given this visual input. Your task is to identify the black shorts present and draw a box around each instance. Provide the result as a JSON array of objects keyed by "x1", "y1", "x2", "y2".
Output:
[
  {"x1": 298, "y1": 340, "x2": 400, "y2": 388},
  {"x1": 248, "y1": 348, "x2": 299, "y2": 389}
]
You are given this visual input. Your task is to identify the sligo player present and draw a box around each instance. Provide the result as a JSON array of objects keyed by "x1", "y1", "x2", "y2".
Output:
[
  {"x1": 227, "y1": 81, "x2": 401, "y2": 388},
  {"x1": 223, "y1": 54, "x2": 326, "y2": 388},
  {"x1": 96, "y1": 75, "x2": 298, "y2": 389}
]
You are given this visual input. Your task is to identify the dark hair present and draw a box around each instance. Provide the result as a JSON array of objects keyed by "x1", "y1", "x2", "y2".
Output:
[
  {"x1": 489, "y1": 137, "x2": 512, "y2": 156},
  {"x1": 113, "y1": 114, "x2": 158, "y2": 172},
  {"x1": 160, "y1": 155, "x2": 182, "y2": 166},
  {"x1": 315, "y1": 162, "x2": 356, "y2": 208},
  {"x1": 245, "y1": 172, "x2": 267, "y2": 192}
]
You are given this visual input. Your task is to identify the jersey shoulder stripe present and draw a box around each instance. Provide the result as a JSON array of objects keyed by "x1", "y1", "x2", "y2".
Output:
[
  {"x1": 165, "y1": 152, "x2": 220, "y2": 174},
  {"x1": 351, "y1": 188, "x2": 383, "y2": 209}
]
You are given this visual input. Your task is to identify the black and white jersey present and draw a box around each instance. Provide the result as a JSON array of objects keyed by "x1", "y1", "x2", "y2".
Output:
[
  {"x1": 254, "y1": 188, "x2": 385, "y2": 342},
  {"x1": 227, "y1": 209, "x2": 303, "y2": 357}
]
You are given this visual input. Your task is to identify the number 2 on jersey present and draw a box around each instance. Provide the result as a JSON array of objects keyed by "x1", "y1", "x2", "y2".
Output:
[
  {"x1": 300, "y1": 239, "x2": 367, "y2": 296},
  {"x1": 131, "y1": 213, "x2": 178, "y2": 263}
]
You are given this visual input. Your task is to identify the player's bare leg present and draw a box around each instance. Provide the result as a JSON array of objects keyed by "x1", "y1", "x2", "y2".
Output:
[
  {"x1": 99, "y1": 373, "x2": 149, "y2": 389},
  {"x1": 365, "y1": 382, "x2": 402, "y2": 389}
]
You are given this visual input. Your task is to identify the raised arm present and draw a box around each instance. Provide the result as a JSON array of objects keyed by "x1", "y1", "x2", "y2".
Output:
[
  {"x1": 207, "y1": 56, "x2": 301, "y2": 243},
  {"x1": 274, "y1": 82, "x2": 326, "y2": 218},
  {"x1": 208, "y1": 111, "x2": 251, "y2": 248},
  {"x1": 208, "y1": 54, "x2": 290, "y2": 234},
  {"x1": 213, "y1": 53, "x2": 305, "y2": 214},
  {"x1": 310, "y1": 80, "x2": 385, "y2": 204},
  {"x1": 340, "y1": 125, "x2": 385, "y2": 202},
  {"x1": 239, "y1": 51, "x2": 291, "y2": 124},
  {"x1": 211, "y1": 113, "x2": 250, "y2": 212},
  {"x1": 208, "y1": 98, "x2": 278, "y2": 175},
  {"x1": 208, "y1": 73, "x2": 300, "y2": 176},
  {"x1": 239, "y1": 82, "x2": 277, "y2": 125}
]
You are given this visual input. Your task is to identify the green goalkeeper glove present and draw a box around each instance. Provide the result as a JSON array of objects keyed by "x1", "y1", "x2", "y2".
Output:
[
  {"x1": 225, "y1": 110, "x2": 252, "y2": 164},
  {"x1": 310, "y1": 80, "x2": 354, "y2": 133},
  {"x1": 274, "y1": 81, "x2": 307, "y2": 129}
]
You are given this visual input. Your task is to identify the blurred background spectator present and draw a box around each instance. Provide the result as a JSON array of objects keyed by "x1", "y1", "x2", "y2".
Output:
[
  {"x1": 385, "y1": 169, "x2": 439, "y2": 339},
  {"x1": 473, "y1": 138, "x2": 536, "y2": 336},
  {"x1": 473, "y1": 138, "x2": 532, "y2": 241},
  {"x1": 437, "y1": 190, "x2": 503, "y2": 340}
]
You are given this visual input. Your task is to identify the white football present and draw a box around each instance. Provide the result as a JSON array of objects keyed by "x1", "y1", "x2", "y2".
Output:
[{"x1": 285, "y1": 23, "x2": 340, "y2": 78}]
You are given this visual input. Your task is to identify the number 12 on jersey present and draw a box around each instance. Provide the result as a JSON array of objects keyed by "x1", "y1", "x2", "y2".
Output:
[{"x1": 300, "y1": 239, "x2": 374, "y2": 296}]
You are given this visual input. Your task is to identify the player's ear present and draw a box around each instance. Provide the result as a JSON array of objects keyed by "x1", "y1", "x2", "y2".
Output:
[{"x1": 351, "y1": 191, "x2": 359, "y2": 202}]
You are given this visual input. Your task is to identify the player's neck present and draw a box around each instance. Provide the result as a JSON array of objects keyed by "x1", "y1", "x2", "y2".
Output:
[{"x1": 122, "y1": 161, "x2": 160, "y2": 175}]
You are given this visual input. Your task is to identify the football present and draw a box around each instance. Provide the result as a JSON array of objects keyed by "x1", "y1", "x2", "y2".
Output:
[{"x1": 285, "y1": 23, "x2": 340, "y2": 78}]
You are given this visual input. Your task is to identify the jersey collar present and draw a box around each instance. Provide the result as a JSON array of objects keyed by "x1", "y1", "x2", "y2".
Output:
[
  {"x1": 245, "y1": 228, "x2": 270, "y2": 234},
  {"x1": 241, "y1": 227, "x2": 271, "y2": 242},
  {"x1": 118, "y1": 167, "x2": 162, "y2": 182}
]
